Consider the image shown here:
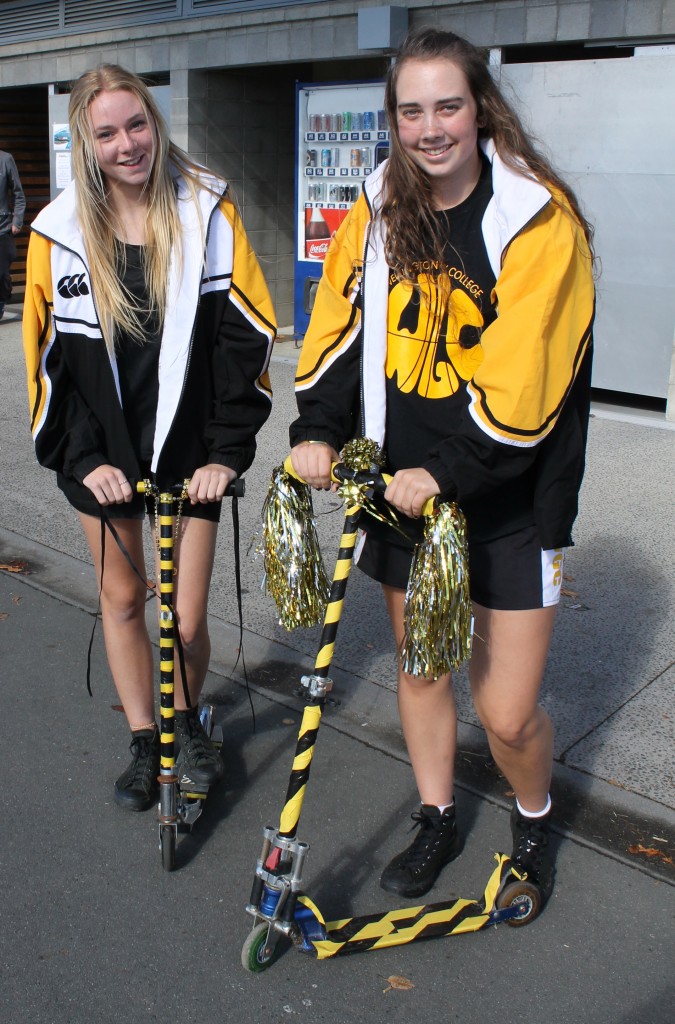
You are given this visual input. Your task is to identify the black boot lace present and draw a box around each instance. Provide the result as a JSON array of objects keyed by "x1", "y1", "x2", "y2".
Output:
[
  {"x1": 122, "y1": 734, "x2": 156, "y2": 789},
  {"x1": 513, "y1": 815, "x2": 548, "y2": 871},
  {"x1": 177, "y1": 712, "x2": 217, "y2": 767}
]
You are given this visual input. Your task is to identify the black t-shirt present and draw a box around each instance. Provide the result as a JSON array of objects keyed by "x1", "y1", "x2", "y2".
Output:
[
  {"x1": 114, "y1": 243, "x2": 162, "y2": 466},
  {"x1": 364, "y1": 156, "x2": 539, "y2": 547},
  {"x1": 384, "y1": 155, "x2": 496, "y2": 478}
]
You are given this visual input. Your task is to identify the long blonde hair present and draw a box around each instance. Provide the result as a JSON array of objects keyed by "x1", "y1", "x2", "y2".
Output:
[
  {"x1": 69, "y1": 64, "x2": 213, "y2": 354},
  {"x1": 382, "y1": 28, "x2": 594, "y2": 288}
]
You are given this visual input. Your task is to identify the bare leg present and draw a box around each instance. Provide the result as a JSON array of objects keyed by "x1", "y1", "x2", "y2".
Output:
[
  {"x1": 469, "y1": 603, "x2": 556, "y2": 812},
  {"x1": 382, "y1": 584, "x2": 457, "y2": 807},
  {"x1": 79, "y1": 512, "x2": 155, "y2": 729},
  {"x1": 380, "y1": 584, "x2": 462, "y2": 897}
]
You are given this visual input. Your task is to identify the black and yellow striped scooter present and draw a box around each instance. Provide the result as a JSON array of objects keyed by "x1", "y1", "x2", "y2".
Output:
[
  {"x1": 135, "y1": 478, "x2": 244, "y2": 871},
  {"x1": 242, "y1": 450, "x2": 541, "y2": 971}
]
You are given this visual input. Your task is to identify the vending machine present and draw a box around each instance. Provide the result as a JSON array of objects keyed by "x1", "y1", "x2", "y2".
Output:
[{"x1": 294, "y1": 80, "x2": 389, "y2": 336}]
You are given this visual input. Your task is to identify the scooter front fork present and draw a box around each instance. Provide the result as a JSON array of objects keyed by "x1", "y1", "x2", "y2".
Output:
[{"x1": 246, "y1": 827, "x2": 311, "y2": 952}]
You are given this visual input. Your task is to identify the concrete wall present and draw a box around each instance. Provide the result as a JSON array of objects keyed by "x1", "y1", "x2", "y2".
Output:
[
  {"x1": 171, "y1": 66, "x2": 298, "y2": 326},
  {"x1": 2, "y1": 0, "x2": 675, "y2": 401}
]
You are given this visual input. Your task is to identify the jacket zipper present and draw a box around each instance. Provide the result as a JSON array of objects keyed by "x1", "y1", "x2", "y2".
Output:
[{"x1": 157, "y1": 191, "x2": 224, "y2": 475}]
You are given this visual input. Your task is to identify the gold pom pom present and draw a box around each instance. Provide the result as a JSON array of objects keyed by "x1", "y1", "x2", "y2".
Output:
[
  {"x1": 340, "y1": 437, "x2": 384, "y2": 473},
  {"x1": 261, "y1": 465, "x2": 330, "y2": 630},
  {"x1": 402, "y1": 502, "x2": 473, "y2": 677}
]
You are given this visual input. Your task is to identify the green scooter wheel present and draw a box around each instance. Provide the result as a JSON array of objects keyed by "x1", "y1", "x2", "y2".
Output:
[{"x1": 241, "y1": 923, "x2": 278, "y2": 973}]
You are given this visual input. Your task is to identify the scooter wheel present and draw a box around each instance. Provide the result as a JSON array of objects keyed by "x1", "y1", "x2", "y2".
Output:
[
  {"x1": 496, "y1": 879, "x2": 541, "y2": 927},
  {"x1": 160, "y1": 825, "x2": 176, "y2": 872},
  {"x1": 241, "y1": 923, "x2": 278, "y2": 973}
]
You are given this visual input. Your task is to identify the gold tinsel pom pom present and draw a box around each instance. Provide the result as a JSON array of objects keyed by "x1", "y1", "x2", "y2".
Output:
[
  {"x1": 261, "y1": 465, "x2": 330, "y2": 630},
  {"x1": 402, "y1": 502, "x2": 473, "y2": 678}
]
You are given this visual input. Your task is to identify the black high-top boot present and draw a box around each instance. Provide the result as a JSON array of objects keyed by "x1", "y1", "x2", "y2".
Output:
[{"x1": 380, "y1": 804, "x2": 463, "y2": 899}]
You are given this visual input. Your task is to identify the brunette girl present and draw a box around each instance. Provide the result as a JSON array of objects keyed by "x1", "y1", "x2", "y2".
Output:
[{"x1": 290, "y1": 28, "x2": 594, "y2": 902}]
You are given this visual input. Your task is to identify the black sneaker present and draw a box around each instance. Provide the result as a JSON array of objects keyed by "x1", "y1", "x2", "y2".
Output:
[
  {"x1": 114, "y1": 728, "x2": 160, "y2": 811},
  {"x1": 510, "y1": 805, "x2": 555, "y2": 902},
  {"x1": 380, "y1": 804, "x2": 463, "y2": 898},
  {"x1": 174, "y1": 707, "x2": 224, "y2": 786}
]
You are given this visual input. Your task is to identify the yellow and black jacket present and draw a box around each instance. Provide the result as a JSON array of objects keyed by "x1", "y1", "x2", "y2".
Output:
[
  {"x1": 23, "y1": 171, "x2": 275, "y2": 516},
  {"x1": 291, "y1": 141, "x2": 595, "y2": 548}
]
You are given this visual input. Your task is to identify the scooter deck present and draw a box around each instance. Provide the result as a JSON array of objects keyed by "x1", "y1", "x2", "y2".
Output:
[{"x1": 294, "y1": 853, "x2": 515, "y2": 959}]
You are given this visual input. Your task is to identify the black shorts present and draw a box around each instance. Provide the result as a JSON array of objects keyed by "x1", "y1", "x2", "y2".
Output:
[{"x1": 354, "y1": 522, "x2": 564, "y2": 611}]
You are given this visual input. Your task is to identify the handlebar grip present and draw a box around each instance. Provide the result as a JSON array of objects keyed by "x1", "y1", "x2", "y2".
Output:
[
  {"x1": 283, "y1": 454, "x2": 342, "y2": 486},
  {"x1": 284, "y1": 458, "x2": 436, "y2": 517},
  {"x1": 224, "y1": 478, "x2": 245, "y2": 497},
  {"x1": 135, "y1": 477, "x2": 245, "y2": 498}
]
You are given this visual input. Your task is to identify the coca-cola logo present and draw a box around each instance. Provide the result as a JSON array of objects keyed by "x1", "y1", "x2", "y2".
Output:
[{"x1": 306, "y1": 240, "x2": 330, "y2": 259}]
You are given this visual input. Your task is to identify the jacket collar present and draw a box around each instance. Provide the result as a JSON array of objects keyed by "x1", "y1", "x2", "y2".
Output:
[
  {"x1": 31, "y1": 165, "x2": 226, "y2": 259},
  {"x1": 362, "y1": 139, "x2": 551, "y2": 267}
]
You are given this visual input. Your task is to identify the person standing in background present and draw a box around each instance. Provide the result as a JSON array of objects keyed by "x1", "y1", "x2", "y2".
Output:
[{"x1": 0, "y1": 149, "x2": 26, "y2": 320}]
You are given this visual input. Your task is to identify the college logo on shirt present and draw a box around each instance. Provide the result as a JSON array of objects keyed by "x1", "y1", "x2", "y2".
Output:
[
  {"x1": 386, "y1": 273, "x2": 485, "y2": 399},
  {"x1": 57, "y1": 273, "x2": 90, "y2": 298}
]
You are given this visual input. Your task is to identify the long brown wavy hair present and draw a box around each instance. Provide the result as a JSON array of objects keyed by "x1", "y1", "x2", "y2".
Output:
[
  {"x1": 69, "y1": 64, "x2": 216, "y2": 354},
  {"x1": 382, "y1": 28, "x2": 594, "y2": 287}
]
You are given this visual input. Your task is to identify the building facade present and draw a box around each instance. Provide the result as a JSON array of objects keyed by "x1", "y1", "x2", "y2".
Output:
[{"x1": 2, "y1": 0, "x2": 674, "y2": 414}]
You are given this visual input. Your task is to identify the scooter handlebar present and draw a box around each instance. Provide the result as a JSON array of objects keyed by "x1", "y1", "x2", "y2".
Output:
[
  {"x1": 283, "y1": 455, "x2": 435, "y2": 517},
  {"x1": 135, "y1": 477, "x2": 245, "y2": 498}
]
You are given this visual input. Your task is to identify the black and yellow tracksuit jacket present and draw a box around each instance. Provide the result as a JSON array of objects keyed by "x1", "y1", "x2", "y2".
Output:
[
  {"x1": 291, "y1": 141, "x2": 595, "y2": 549},
  {"x1": 23, "y1": 170, "x2": 275, "y2": 517}
]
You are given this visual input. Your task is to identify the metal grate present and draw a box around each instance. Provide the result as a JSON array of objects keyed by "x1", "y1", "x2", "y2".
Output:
[
  {"x1": 188, "y1": 1, "x2": 324, "y2": 12},
  {"x1": 1, "y1": 0, "x2": 61, "y2": 39},
  {"x1": 1, "y1": 0, "x2": 325, "y2": 43},
  {"x1": 64, "y1": 0, "x2": 180, "y2": 27}
]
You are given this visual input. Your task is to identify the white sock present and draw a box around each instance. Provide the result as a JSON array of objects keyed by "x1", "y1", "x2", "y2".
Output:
[
  {"x1": 433, "y1": 802, "x2": 454, "y2": 815},
  {"x1": 516, "y1": 795, "x2": 551, "y2": 819}
]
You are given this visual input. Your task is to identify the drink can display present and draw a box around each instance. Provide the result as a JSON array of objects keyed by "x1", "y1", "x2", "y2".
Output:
[
  {"x1": 321, "y1": 148, "x2": 331, "y2": 167},
  {"x1": 360, "y1": 147, "x2": 371, "y2": 166},
  {"x1": 350, "y1": 148, "x2": 361, "y2": 167},
  {"x1": 342, "y1": 111, "x2": 352, "y2": 130},
  {"x1": 331, "y1": 147, "x2": 340, "y2": 166},
  {"x1": 306, "y1": 149, "x2": 317, "y2": 167}
]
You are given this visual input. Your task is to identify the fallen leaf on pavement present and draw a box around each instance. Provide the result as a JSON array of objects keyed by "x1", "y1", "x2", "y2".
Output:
[
  {"x1": 628, "y1": 844, "x2": 674, "y2": 865},
  {"x1": 383, "y1": 975, "x2": 415, "y2": 994},
  {"x1": 0, "y1": 560, "x2": 30, "y2": 574}
]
